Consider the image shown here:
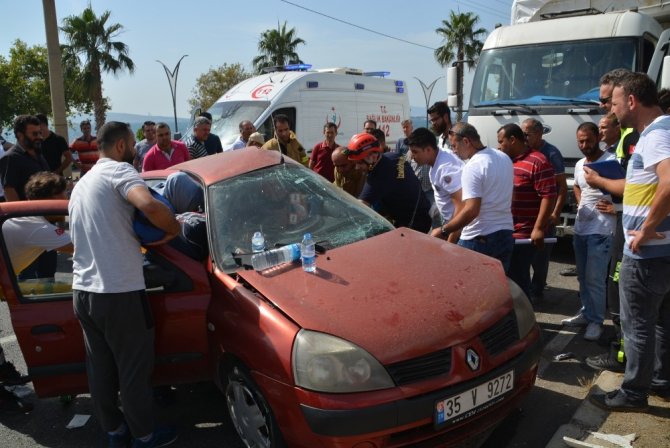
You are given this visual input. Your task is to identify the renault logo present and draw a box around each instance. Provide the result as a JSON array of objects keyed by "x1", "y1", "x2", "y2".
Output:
[{"x1": 466, "y1": 348, "x2": 480, "y2": 371}]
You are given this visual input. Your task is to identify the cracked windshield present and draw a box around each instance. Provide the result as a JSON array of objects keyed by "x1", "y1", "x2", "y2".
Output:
[{"x1": 208, "y1": 163, "x2": 393, "y2": 271}]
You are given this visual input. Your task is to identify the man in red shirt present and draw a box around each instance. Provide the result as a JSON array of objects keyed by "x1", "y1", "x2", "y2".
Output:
[
  {"x1": 497, "y1": 123, "x2": 556, "y2": 300},
  {"x1": 142, "y1": 122, "x2": 190, "y2": 171},
  {"x1": 309, "y1": 122, "x2": 338, "y2": 182},
  {"x1": 70, "y1": 120, "x2": 98, "y2": 176}
]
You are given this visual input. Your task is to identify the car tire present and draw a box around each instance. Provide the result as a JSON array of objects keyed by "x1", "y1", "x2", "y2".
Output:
[{"x1": 225, "y1": 363, "x2": 285, "y2": 448}]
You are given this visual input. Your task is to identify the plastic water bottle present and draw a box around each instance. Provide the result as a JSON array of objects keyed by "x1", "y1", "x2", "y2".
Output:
[
  {"x1": 301, "y1": 233, "x2": 317, "y2": 273},
  {"x1": 251, "y1": 231, "x2": 265, "y2": 253},
  {"x1": 251, "y1": 244, "x2": 300, "y2": 271}
]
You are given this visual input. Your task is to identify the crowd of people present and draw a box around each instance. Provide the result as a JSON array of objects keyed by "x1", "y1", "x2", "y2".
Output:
[{"x1": 0, "y1": 68, "x2": 668, "y2": 445}]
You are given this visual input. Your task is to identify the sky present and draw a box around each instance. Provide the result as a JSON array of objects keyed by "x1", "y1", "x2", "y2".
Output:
[{"x1": 1, "y1": 0, "x2": 514, "y2": 119}]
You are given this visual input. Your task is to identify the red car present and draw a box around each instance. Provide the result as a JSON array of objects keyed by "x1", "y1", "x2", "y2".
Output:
[{"x1": 0, "y1": 148, "x2": 541, "y2": 447}]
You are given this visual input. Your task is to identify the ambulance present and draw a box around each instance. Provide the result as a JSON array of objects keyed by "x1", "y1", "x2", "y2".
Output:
[{"x1": 191, "y1": 65, "x2": 410, "y2": 152}]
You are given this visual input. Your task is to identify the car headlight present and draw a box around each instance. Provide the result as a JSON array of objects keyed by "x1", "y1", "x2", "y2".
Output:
[
  {"x1": 508, "y1": 278, "x2": 537, "y2": 339},
  {"x1": 292, "y1": 329, "x2": 395, "y2": 393}
]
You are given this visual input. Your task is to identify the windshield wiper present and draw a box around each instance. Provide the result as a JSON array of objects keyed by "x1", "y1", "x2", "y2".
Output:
[
  {"x1": 538, "y1": 97, "x2": 600, "y2": 105},
  {"x1": 474, "y1": 103, "x2": 537, "y2": 114}
]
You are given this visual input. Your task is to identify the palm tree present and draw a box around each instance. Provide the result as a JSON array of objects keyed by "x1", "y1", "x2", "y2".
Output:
[
  {"x1": 435, "y1": 11, "x2": 487, "y2": 121},
  {"x1": 252, "y1": 21, "x2": 306, "y2": 73},
  {"x1": 61, "y1": 6, "x2": 134, "y2": 130}
]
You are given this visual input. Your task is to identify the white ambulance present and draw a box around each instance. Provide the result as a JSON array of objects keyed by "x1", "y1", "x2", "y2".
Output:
[{"x1": 193, "y1": 66, "x2": 410, "y2": 153}]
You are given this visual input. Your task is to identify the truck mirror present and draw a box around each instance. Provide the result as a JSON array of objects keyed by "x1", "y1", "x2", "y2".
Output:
[
  {"x1": 447, "y1": 66, "x2": 458, "y2": 96},
  {"x1": 447, "y1": 95, "x2": 458, "y2": 108},
  {"x1": 661, "y1": 56, "x2": 670, "y2": 89}
]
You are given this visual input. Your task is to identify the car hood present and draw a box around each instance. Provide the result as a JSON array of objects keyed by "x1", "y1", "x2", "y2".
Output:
[{"x1": 237, "y1": 228, "x2": 512, "y2": 364}]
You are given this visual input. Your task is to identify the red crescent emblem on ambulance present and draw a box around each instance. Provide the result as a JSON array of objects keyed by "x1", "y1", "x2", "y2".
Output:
[{"x1": 251, "y1": 85, "x2": 274, "y2": 99}]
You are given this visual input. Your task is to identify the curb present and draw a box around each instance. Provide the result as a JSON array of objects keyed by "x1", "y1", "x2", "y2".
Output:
[{"x1": 545, "y1": 370, "x2": 622, "y2": 448}]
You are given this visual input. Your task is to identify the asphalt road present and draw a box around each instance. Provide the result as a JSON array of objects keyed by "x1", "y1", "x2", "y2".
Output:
[{"x1": 0, "y1": 239, "x2": 622, "y2": 447}]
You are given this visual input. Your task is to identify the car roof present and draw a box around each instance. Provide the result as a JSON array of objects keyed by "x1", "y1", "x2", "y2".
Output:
[{"x1": 152, "y1": 147, "x2": 292, "y2": 186}]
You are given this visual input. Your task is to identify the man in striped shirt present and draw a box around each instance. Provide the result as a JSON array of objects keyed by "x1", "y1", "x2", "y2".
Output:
[
  {"x1": 585, "y1": 72, "x2": 670, "y2": 411},
  {"x1": 184, "y1": 116, "x2": 211, "y2": 160},
  {"x1": 497, "y1": 123, "x2": 556, "y2": 300}
]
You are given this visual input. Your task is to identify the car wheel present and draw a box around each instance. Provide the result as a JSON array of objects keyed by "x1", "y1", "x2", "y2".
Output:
[{"x1": 225, "y1": 364, "x2": 285, "y2": 448}]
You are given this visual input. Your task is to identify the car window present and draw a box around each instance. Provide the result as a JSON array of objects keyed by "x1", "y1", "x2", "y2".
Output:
[
  {"x1": 207, "y1": 163, "x2": 394, "y2": 272},
  {"x1": 0, "y1": 215, "x2": 73, "y2": 303},
  {"x1": 0, "y1": 214, "x2": 194, "y2": 303}
]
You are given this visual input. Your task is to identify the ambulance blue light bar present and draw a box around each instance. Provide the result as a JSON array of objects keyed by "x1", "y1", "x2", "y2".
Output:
[
  {"x1": 363, "y1": 71, "x2": 391, "y2": 78},
  {"x1": 285, "y1": 63, "x2": 312, "y2": 71}
]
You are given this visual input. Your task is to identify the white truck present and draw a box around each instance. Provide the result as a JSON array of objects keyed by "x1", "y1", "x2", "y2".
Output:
[
  {"x1": 189, "y1": 66, "x2": 410, "y2": 153},
  {"x1": 462, "y1": 0, "x2": 670, "y2": 236}
]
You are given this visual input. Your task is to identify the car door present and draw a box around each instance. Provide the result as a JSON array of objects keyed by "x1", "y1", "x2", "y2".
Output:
[{"x1": 0, "y1": 200, "x2": 212, "y2": 398}]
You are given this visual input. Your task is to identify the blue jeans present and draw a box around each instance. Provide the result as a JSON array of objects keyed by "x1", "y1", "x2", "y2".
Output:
[
  {"x1": 458, "y1": 229, "x2": 514, "y2": 275},
  {"x1": 619, "y1": 256, "x2": 670, "y2": 401},
  {"x1": 573, "y1": 233, "x2": 612, "y2": 324},
  {"x1": 509, "y1": 243, "x2": 536, "y2": 299}
]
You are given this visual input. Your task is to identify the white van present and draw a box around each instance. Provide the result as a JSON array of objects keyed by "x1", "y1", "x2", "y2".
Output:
[{"x1": 192, "y1": 67, "x2": 410, "y2": 153}]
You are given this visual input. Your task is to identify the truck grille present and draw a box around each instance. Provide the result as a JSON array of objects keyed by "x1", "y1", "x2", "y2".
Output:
[
  {"x1": 386, "y1": 348, "x2": 452, "y2": 386},
  {"x1": 480, "y1": 312, "x2": 518, "y2": 357}
]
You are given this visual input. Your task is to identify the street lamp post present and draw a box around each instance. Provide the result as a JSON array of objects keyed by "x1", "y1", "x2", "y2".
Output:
[
  {"x1": 414, "y1": 77, "x2": 444, "y2": 127},
  {"x1": 157, "y1": 55, "x2": 188, "y2": 138}
]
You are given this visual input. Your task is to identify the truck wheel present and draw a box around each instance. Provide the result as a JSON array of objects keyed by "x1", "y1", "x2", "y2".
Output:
[{"x1": 225, "y1": 364, "x2": 285, "y2": 448}]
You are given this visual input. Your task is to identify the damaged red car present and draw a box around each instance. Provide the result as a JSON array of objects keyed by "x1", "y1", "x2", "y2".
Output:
[{"x1": 0, "y1": 148, "x2": 541, "y2": 447}]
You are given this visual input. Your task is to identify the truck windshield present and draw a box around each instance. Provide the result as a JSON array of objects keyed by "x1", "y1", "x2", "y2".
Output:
[
  {"x1": 206, "y1": 101, "x2": 270, "y2": 148},
  {"x1": 470, "y1": 38, "x2": 637, "y2": 107}
]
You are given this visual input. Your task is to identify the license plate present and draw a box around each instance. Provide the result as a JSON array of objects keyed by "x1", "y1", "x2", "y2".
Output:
[{"x1": 435, "y1": 370, "x2": 514, "y2": 427}]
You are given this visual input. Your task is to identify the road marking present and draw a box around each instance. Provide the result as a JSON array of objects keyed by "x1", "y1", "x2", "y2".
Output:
[
  {"x1": 0, "y1": 335, "x2": 17, "y2": 345},
  {"x1": 538, "y1": 327, "x2": 578, "y2": 378}
]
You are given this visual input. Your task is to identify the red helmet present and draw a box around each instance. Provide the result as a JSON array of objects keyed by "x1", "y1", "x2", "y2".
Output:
[{"x1": 345, "y1": 133, "x2": 381, "y2": 160}]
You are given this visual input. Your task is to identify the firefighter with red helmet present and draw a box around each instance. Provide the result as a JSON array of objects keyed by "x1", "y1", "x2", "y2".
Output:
[{"x1": 344, "y1": 132, "x2": 431, "y2": 232}]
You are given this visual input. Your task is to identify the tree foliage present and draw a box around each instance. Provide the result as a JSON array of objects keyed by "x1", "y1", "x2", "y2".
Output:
[
  {"x1": 252, "y1": 21, "x2": 305, "y2": 73},
  {"x1": 188, "y1": 63, "x2": 252, "y2": 112},
  {"x1": 435, "y1": 11, "x2": 487, "y2": 120},
  {"x1": 61, "y1": 6, "x2": 134, "y2": 130},
  {"x1": 0, "y1": 39, "x2": 93, "y2": 129}
]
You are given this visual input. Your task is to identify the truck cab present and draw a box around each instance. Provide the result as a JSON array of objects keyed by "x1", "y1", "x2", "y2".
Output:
[{"x1": 466, "y1": 9, "x2": 667, "y2": 235}]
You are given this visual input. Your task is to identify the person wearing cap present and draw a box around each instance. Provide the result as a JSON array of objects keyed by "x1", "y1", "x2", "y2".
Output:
[
  {"x1": 346, "y1": 132, "x2": 431, "y2": 232},
  {"x1": 70, "y1": 119, "x2": 98, "y2": 176},
  {"x1": 332, "y1": 146, "x2": 366, "y2": 197},
  {"x1": 309, "y1": 122, "x2": 338, "y2": 182},
  {"x1": 247, "y1": 132, "x2": 265, "y2": 148}
]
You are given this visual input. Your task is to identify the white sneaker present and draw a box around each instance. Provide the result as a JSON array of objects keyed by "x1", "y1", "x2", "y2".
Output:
[
  {"x1": 561, "y1": 314, "x2": 588, "y2": 326},
  {"x1": 584, "y1": 323, "x2": 603, "y2": 341}
]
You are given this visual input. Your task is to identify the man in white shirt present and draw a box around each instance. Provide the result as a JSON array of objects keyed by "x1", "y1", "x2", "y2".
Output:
[
  {"x1": 561, "y1": 122, "x2": 616, "y2": 342},
  {"x1": 406, "y1": 127, "x2": 464, "y2": 243},
  {"x1": 225, "y1": 120, "x2": 255, "y2": 151},
  {"x1": 439, "y1": 122, "x2": 514, "y2": 273}
]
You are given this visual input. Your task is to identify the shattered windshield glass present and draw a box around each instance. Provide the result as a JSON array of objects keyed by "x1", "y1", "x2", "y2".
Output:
[{"x1": 208, "y1": 163, "x2": 393, "y2": 272}]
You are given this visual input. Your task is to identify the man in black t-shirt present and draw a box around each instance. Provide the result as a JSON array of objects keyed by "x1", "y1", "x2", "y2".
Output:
[
  {"x1": 37, "y1": 113, "x2": 72, "y2": 175},
  {"x1": 345, "y1": 132, "x2": 431, "y2": 232}
]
